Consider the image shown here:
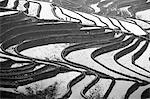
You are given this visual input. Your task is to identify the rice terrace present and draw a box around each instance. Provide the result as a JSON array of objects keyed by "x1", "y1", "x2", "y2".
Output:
[{"x1": 0, "y1": 0, "x2": 150, "y2": 99}]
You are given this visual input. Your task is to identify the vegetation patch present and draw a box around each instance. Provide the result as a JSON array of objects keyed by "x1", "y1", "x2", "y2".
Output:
[{"x1": 16, "y1": 82, "x2": 59, "y2": 99}]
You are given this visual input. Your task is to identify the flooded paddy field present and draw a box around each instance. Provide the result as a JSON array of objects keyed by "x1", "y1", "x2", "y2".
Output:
[{"x1": 0, "y1": 0, "x2": 150, "y2": 99}]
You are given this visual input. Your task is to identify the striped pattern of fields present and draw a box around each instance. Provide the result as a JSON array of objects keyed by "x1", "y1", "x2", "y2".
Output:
[{"x1": 0, "y1": 0, "x2": 150, "y2": 99}]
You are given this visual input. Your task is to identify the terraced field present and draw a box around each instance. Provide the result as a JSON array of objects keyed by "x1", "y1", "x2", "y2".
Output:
[{"x1": 0, "y1": 0, "x2": 150, "y2": 99}]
